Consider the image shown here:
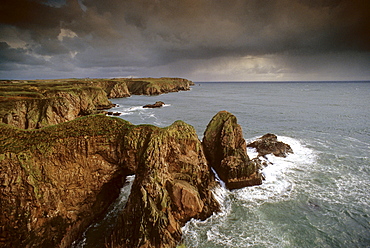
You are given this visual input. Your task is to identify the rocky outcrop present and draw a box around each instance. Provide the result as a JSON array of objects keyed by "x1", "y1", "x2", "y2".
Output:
[
  {"x1": 0, "y1": 115, "x2": 130, "y2": 248},
  {"x1": 143, "y1": 101, "x2": 165, "y2": 108},
  {"x1": 247, "y1": 133, "x2": 293, "y2": 158},
  {"x1": 0, "y1": 115, "x2": 218, "y2": 248},
  {"x1": 1, "y1": 110, "x2": 283, "y2": 248},
  {"x1": 203, "y1": 111, "x2": 263, "y2": 190}
]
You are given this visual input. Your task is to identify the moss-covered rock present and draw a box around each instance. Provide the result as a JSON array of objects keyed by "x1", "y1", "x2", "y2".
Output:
[{"x1": 203, "y1": 111, "x2": 263, "y2": 189}]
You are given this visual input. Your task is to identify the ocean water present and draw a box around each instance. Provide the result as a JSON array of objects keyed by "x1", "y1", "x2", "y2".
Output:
[{"x1": 81, "y1": 82, "x2": 370, "y2": 247}]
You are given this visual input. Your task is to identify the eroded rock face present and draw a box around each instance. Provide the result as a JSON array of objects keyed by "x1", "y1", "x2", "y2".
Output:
[
  {"x1": 203, "y1": 111, "x2": 262, "y2": 189},
  {"x1": 0, "y1": 78, "x2": 194, "y2": 129},
  {"x1": 247, "y1": 133, "x2": 293, "y2": 158},
  {"x1": 1, "y1": 111, "x2": 278, "y2": 248}
]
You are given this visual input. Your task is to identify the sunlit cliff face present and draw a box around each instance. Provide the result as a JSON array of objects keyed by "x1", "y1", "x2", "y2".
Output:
[{"x1": 0, "y1": 0, "x2": 369, "y2": 81}]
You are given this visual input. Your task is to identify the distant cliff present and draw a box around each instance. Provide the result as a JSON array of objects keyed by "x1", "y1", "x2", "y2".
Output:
[
  {"x1": 0, "y1": 77, "x2": 194, "y2": 129},
  {"x1": 0, "y1": 111, "x2": 263, "y2": 248}
]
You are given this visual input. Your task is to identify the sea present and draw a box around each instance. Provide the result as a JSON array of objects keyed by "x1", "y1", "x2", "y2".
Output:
[{"x1": 75, "y1": 81, "x2": 370, "y2": 248}]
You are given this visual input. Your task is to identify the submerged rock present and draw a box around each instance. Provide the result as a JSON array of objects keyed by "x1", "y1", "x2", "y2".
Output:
[
  {"x1": 203, "y1": 111, "x2": 263, "y2": 190},
  {"x1": 247, "y1": 133, "x2": 293, "y2": 158}
]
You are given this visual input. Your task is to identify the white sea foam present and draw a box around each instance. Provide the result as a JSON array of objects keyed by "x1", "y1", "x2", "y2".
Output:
[
  {"x1": 236, "y1": 136, "x2": 316, "y2": 205},
  {"x1": 182, "y1": 136, "x2": 317, "y2": 247}
]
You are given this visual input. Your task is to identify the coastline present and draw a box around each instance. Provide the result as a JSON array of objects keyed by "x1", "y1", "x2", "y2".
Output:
[{"x1": 0, "y1": 77, "x2": 194, "y2": 129}]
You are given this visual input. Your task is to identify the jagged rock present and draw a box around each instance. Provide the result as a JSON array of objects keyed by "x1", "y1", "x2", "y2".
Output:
[
  {"x1": 0, "y1": 115, "x2": 218, "y2": 248},
  {"x1": 203, "y1": 111, "x2": 262, "y2": 190},
  {"x1": 143, "y1": 101, "x2": 165, "y2": 108},
  {"x1": 1, "y1": 110, "x2": 267, "y2": 248},
  {"x1": 96, "y1": 80, "x2": 131, "y2": 98},
  {"x1": 247, "y1": 133, "x2": 293, "y2": 158}
]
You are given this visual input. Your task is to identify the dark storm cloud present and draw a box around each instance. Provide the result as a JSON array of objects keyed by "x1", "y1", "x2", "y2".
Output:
[{"x1": 0, "y1": 0, "x2": 369, "y2": 80}]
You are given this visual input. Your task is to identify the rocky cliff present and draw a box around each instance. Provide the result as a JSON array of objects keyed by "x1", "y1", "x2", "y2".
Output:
[
  {"x1": 0, "y1": 114, "x2": 218, "y2": 248},
  {"x1": 0, "y1": 115, "x2": 130, "y2": 247},
  {"x1": 0, "y1": 77, "x2": 194, "y2": 129}
]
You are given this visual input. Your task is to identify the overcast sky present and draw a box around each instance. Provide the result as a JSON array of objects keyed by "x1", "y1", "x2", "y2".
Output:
[{"x1": 0, "y1": 0, "x2": 369, "y2": 81}]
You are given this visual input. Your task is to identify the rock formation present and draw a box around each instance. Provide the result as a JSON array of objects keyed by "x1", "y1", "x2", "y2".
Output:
[
  {"x1": 0, "y1": 114, "x2": 218, "y2": 248},
  {"x1": 203, "y1": 111, "x2": 263, "y2": 190},
  {"x1": 143, "y1": 101, "x2": 165, "y2": 108},
  {"x1": 247, "y1": 133, "x2": 293, "y2": 158}
]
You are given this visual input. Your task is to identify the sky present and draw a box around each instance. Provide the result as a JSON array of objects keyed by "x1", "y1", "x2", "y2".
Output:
[{"x1": 0, "y1": 0, "x2": 369, "y2": 81}]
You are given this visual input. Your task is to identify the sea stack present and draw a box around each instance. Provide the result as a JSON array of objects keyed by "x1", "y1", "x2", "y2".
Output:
[{"x1": 202, "y1": 111, "x2": 263, "y2": 189}]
